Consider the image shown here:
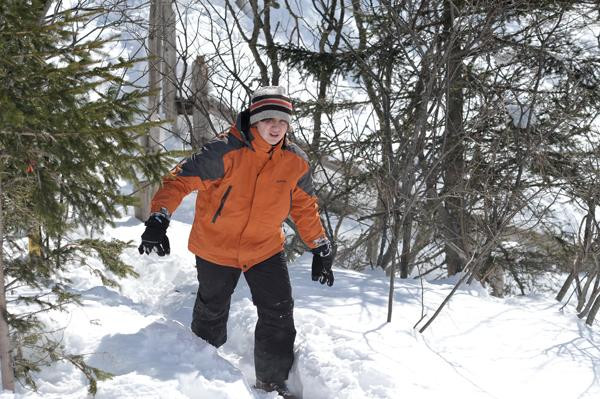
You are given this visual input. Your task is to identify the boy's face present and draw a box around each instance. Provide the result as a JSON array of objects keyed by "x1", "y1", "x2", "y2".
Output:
[{"x1": 255, "y1": 118, "x2": 288, "y2": 145}]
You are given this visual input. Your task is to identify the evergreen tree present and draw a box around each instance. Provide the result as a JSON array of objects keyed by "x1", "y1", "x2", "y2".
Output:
[{"x1": 0, "y1": 1, "x2": 169, "y2": 392}]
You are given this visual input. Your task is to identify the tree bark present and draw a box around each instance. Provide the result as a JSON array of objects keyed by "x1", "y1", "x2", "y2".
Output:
[
  {"x1": 387, "y1": 257, "x2": 396, "y2": 322},
  {"x1": 441, "y1": 0, "x2": 466, "y2": 276},
  {"x1": 262, "y1": 0, "x2": 280, "y2": 85},
  {"x1": 366, "y1": 197, "x2": 385, "y2": 268},
  {"x1": 556, "y1": 271, "x2": 575, "y2": 302},
  {"x1": 579, "y1": 273, "x2": 600, "y2": 319},
  {"x1": 310, "y1": 0, "x2": 343, "y2": 154},
  {"x1": 576, "y1": 204, "x2": 595, "y2": 312},
  {"x1": 381, "y1": 207, "x2": 401, "y2": 269},
  {"x1": 399, "y1": 213, "x2": 413, "y2": 278},
  {"x1": 0, "y1": 173, "x2": 16, "y2": 391},
  {"x1": 585, "y1": 290, "x2": 600, "y2": 326}
]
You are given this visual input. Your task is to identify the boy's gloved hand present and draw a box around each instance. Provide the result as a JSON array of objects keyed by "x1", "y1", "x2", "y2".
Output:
[
  {"x1": 311, "y1": 239, "x2": 334, "y2": 286},
  {"x1": 138, "y1": 210, "x2": 170, "y2": 256}
]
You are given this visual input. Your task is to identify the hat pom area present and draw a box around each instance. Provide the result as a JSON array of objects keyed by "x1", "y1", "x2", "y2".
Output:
[
  {"x1": 249, "y1": 86, "x2": 293, "y2": 125},
  {"x1": 252, "y1": 86, "x2": 288, "y2": 98}
]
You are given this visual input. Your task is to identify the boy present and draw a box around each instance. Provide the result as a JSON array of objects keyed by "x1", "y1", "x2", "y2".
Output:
[{"x1": 139, "y1": 86, "x2": 334, "y2": 398}]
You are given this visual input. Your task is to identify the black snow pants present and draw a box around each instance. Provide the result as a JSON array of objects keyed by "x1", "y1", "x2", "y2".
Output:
[{"x1": 191, "y1": 251, "x2": 296, "y2": 383}]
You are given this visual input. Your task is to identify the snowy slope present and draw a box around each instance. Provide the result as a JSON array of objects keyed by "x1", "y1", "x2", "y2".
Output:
[{"x1": 1, "y1": 194, "x2": 599, "y2": 399}]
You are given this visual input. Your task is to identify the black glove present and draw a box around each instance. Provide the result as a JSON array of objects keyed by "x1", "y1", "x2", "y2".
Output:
[
  {"x1": 138, "y1": 210, "x2": 170, "y2": 256},
  {"x1": 311, "y1": 239, "x2": 334, "y2": 286}
]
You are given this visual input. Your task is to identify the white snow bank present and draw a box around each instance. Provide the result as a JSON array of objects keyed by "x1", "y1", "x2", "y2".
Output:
[{"x1": 1, "y1": 208, "x2": 599, "y2": 398}]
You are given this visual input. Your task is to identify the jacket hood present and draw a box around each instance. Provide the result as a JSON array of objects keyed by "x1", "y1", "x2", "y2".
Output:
[{"x1": 234, "y1": 109, "x2": 253, "y2": 147}]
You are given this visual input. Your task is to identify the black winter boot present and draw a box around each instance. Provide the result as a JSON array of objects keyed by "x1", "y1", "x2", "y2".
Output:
[{"x1": 255, "y1": 380, "x2": 298, "y2": 399}]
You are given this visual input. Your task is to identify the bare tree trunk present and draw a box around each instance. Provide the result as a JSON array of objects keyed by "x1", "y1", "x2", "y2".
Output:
[
  {"x1": 576, "y1": 204, "x2": 594, "y2": 312},
  {"x1": 399, "y1": 214, "x2": 413, "y2": 278},
  {"x1": 556, "y1": 201, "x2": 596, "y2": 312},
  {"x1": 310, "y1": 84, "x2": 325, "y2": 153},
  {"x1": 586, "y1": 290, "x2": 600, "y2": 326},
  {"x1": 556, "y1": 271, "x2": 575, "y2": 302},
  {"x1": 381, "y1": 207, "x2": 401, "y2": 269},
  {"x1": 397, "y1": 53, "x2": 435, "y2": 279},
  {"x1": 376, "y1": 198, "x2": 389, "y2": 269},
  {"x1": 0, "y1": 174, "x2": 15, "y2": 391},
  {"x1": 488, "y1": 265, "x2": 505, "y2": 298},
  {"x1": 366, "y1": 197, "x2": 385, "y2": 268},
  {"x1": 577, "y1": 270, "x2": 597, "y2": 314},
  {"x1": 262, "y1": 0, "x2": 280, "y2": 85},
  {"x1": 387, "y1": 257, "x2": 396, "y2": 322},
  {"x1": 441, "y1": 0, "x2": 466, "y2": 276},
  {"x1": 579, "y1": 273, "x2": 600, "y2": 319},
  {"x1": 309, "y1": 0, "x2": 344, "y2": 153}
]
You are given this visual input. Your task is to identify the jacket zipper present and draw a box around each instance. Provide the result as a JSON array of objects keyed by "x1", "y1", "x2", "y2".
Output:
[
  {"x1": 238, "y1": 150, "x2": 277, "y2": 263},
  {"x1": 288, "y1": 189, "x2": 293, "y2": 216},
  {"x1": 212, "y1": 185, "x2": 232, "y2": 223}
]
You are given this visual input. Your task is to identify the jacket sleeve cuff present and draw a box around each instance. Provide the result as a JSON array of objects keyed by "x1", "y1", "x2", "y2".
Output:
[
  {"x1": 149, "y1": 207, "x2": 171, "y2": 221},
  {"x1": 310, "y1": 236, "x2": 329, "y2": 249}
]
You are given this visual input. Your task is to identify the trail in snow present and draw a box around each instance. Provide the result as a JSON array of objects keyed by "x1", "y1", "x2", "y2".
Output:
[{"x1": 2, "y1": 205, "x2": 600, "y2": 398}]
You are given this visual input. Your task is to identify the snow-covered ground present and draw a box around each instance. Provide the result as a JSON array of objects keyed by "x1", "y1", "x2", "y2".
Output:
[{"x1": 2, "y1": 196, "x2": 599, "y2": 399}]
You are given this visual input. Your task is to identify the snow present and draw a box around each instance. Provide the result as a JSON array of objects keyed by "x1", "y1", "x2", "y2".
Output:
[
  {"x1": 505, "y1": 103, "x2": 536, "y2": 129},
  {"x1": 2, "y1": 196, "x2": 599, "y2": 399}
]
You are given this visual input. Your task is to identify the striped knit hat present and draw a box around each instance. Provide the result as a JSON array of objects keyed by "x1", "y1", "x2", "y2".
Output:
[{"x1": 249, "y1": 86, "x2": 293, "y2": 125}]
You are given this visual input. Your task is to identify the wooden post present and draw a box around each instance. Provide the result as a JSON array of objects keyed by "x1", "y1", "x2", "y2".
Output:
[
  {"x1": 191, "y1": 56, "x2": 212, "y2": 150},
  {"x1": 162, "y1": 0, "x2": 177, "y2": 127},
  {"x1": 136, "y1": 2, "x2": 239, "y2": 218},
  {"x1": 0, "y1": 174, "x2": 16, "y2": 391},
  {"x1": 135, "y1": 0, "x2": 163, "y2": 221}
]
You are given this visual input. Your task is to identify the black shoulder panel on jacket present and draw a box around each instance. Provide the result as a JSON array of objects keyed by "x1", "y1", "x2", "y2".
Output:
[
  {"x1": 283, "y1": 141, "x2": 310, "y2": 163},
  {"x1": 178, "y1": 133, "x2": 244, "y2": 181},
  {"x1": 283, "y1": 142, "x2": 315, "y2": 196},
  {"x1": 296, "y1": 169, "x2": 316, "y2": 196}
]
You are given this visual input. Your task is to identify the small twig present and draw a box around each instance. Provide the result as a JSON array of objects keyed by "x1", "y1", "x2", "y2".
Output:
[
  {"x1": 419, "y1": 269, "x2": 473, "y2": 333},
  {"x1": 413, "y1": 263, "x2": 428, "y2": 330},
  {"x1": 414, "y1": 264, "x2": 443, "y2": 279},
  {"x1": 125, "y1": 180, "x2": 154, "y2": 197}
]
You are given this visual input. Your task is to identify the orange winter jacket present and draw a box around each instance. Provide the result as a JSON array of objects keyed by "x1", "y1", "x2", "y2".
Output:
[{"x1": 151, "y1": 110, "x2": 326, "y2": 270}]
